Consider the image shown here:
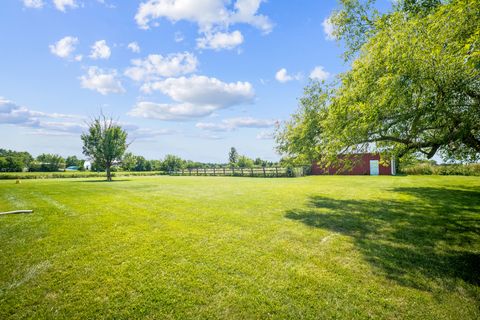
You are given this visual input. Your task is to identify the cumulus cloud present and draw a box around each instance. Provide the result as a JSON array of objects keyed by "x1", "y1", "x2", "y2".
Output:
[
  {"x1": 197, "y1": 30, "x2": 244, "y2": 50},
  {"x1": 0, "y1": 98, "x2": 34, "y2": 125},
  {"x1": 127, "y1": 42, "x2": 141, "y2": 53},
  {"x1": 322, "y1": 17, "x2": 335, "y2": 41},
  {"x1": 135, "y1": 0, "x2": 272, "y2": 50},
  {"x1": 128, "y1": 102, "x2": 218, "y2": 121},
  {"x1": 0, "y1": 97, "x2": 85, "y2": 135},
  {"x1": 0, "y1": 97, "x2": 177, "y2": 140},
  {"x1": 135, "y1": 0, "x2": 226, "y2": 30},
  {"x1": 125, "y1": 52, "x2": 198, "y2": 82},
  {"x1": 49, "y1": 36, "x2": 78, "y2": 59},
  {"x1": 23, "y1": 0, "x2": 44, "y2": 9},
  {"x1": 89, "y1": 40, "x2": 111, "y2": 60},
  {"x1": 275, "y1": 68, "x2": 301, "y2": 83},
  {"x1": 309, "y1": 66, "x2": 330, "y2": 81},
  {"x1": 141, "y1": 75, "x2": 254, "y2": 106},
  {"x1": 80, "y1": 67, "x2": 125, "y2": 95},
  {"x1": 196, "y1": 117, "x2": 277, "y2": 131},
  {"x1": 130, "y1": 75, "x2": 255, "y2": 120},
  {"x1": 53, "y1": 0, "x2": 77, "y2": 12}
]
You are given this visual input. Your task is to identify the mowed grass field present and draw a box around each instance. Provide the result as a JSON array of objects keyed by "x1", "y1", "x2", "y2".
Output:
[{"x1": 0, "y1": 176, "x2": 479, "y2": 319}]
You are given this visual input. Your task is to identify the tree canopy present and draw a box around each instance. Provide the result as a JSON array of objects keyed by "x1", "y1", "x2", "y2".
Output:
[
  {"x1": 81, "y1": 115, "x2": 128, "y2": 181},
  {"x1": 277, "y1": 0, "x2": 480, "y2": 166}
]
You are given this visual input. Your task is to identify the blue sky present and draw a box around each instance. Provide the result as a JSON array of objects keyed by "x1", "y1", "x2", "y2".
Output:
[{"x1": 1, "y1": 0, "x2": 369, "y2": 162}]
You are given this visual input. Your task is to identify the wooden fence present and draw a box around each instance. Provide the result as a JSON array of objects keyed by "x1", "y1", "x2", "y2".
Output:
[{"x1": 168, "y1": 167, "x2": 307, "y2": 178}]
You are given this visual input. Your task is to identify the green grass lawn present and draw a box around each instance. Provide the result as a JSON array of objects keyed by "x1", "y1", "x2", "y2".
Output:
[{"x1": 0, "y1": 176, "x2": 479, "y2": 319}]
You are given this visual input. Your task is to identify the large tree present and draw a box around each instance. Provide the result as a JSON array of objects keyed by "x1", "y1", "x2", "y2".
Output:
[
  {"x1": 36, "y1": 154, "x2": 65, "y2": 172},
  {"x1": 330, "y1": 0, "x2": 444, "y2": 61},
  {"x1": 81, "y1": 115, "x2": 128, "y2": 181},
  {"x1": 278, "y1": 0, "x2": 480, "y2": 166},
  {"x1": 161, "y1": 154, "x2": 185, "y2": 172}
]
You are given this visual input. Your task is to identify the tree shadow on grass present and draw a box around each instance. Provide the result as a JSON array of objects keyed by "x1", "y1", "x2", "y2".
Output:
[
  {"x1": 73, "y1": 179, "x2": 132, "y2": 183},
  {"x1": 285, "y1": 187, "x2": 480, "y2": 293}
]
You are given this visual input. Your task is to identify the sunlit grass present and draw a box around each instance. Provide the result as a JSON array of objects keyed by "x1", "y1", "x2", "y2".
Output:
[{"x1": 0, "y1": 176, "x2": 479, "y2": 319}]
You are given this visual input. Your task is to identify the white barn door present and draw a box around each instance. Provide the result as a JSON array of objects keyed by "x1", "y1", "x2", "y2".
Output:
[{"x1": 370, "y1": 160, "x2": 379, "y2": 175}]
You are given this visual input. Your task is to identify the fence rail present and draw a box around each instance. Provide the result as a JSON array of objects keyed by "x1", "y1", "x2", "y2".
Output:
[{"x1": 168, "y1": 167, "x2": 306, "y2": 178}]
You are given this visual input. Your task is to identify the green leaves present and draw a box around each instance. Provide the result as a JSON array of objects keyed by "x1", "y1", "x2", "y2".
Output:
[
  {"x1": 278, "y1": 0, "x2": 480, "y2": 166},
  {"x1": 81, "y1": 115, "x2": 128, "y2": 180}
]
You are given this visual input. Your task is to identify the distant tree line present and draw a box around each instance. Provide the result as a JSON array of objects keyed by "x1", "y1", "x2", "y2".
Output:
[
  {"x1": 0, "y1": 147, "x2": 278, "y2": 173},
  {"x1": 118, "y1": 150, "x2": 278, "y2": 173},
  {"x1": 0, "y1": 149, "x2": 84, "y2": 172}
]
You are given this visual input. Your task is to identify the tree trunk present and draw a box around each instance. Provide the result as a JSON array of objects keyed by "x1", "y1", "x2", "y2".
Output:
[{"x1": 106, "y1": 165, "x2": 112, "y2": 181}]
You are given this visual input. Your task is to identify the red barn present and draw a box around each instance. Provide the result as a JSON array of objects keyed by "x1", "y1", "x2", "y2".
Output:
[{"x1": 311, "y1": 153, "x2": 396, "y2": 175}]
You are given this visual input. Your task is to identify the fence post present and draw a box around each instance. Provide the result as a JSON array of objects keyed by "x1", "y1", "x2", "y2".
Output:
[
  {"x1": 263, "y1": 167, "x2": 266, "y2": 177},
  {"x1": 275, "y1": 167, "x2": 278, "y2": 177},
  {"x1": 213, "y1": 167, "x2": 216, "y2": 176},
  {"x1": 232, "y1": 167, "x2": 235, "y2": 176},
  {"x1": 182, "y1": 169, "x2": 184, "y2": 175},
  {"x1": 241, "y1": 168, "x2": 243, "y2": 176},
  {"x1": 251, "y1": 168, "x2": 253, "y2": 177},
  {"x1": 196, "y1": 168, "x2": 199, "y2": 176},
  {"x1": 204, "y1": 168, "x2": 207, "y2": 176}
]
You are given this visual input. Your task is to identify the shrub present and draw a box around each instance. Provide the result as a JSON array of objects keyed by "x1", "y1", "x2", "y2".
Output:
[{"x1": 400, "y1": 163, "x2": 480, "y2": 176}]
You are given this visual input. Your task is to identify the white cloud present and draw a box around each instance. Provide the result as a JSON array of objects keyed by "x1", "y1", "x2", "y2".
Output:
[
  {"x1": 134, "y1": 0, "x2": 272, "y2": 50},
  {"x1": 79, "y1": 67, "x2": 125, "y2": 95},
  {"x1": 49, "y1": 36, "x2": 78, "y2": 59},
  {"x1": 229, "y1": 0, "x2": 273, "y2": 33},
  {"x1": 127, "y1": 42, "x2": 141, "y2": 53},
  {"x1": 130, "y1": 75, "x2": 255, "y2": 120},
  {"x1": 117, "y1": 122, "x2": 178, "y2": 141},
  {"x1": 128, "y1": 102, "x2": 217, "y2": 121},
  {"x1": 128, "y1": 127, "x2": 177, "y2": 141},
  {"x1": 141, "y1": 75, "x2": 254, "y2": 107},
  {"x1": 89, "y1": 40, "x2": 111, "y2": 60},
  {"x1": 0, "y1": 97, "x2": 176, "y2": 140},
  {"x1": 309, "y1": 66, "x2": 330, "y2": 81},
  {"x1": 275, "y1": 68, "x2": 301, "y2": 83},
  {"x1": 197, "y1": 30, "x2": 244, "y2": 50},
  {"x1": 196, "y1": 117, "x2": 277, "y2": 131},
  {"x1": 0, "y1": 98, "x2": 33, "y2": 125},
  {"x1": 135, "y1": 0, "x2": 227, "y2": 30},
  {"x1": 256, "y1": 130, "x2": 274, "y2": 140},
  {"x1": 74, "y1": 54, "x2": 83, "y2": 61},
  {"x1": 53, "y1": 0, "x2": 77, "y2": 12},
  {"x1": 196, "y1": 133, "x2": 224, "y2": 140},
  {"x1": 23, "y1": 0, "x2": 44, "y2": 9},
  {"x1": 125, "y1": 52, "x2": 198, "y2": 82},
  {"x1": 322, "y1": 17, "x2": 335, "y2": 41},
  {"x1": 0, "y1": 97, "x2": 86, "y2": 134}
]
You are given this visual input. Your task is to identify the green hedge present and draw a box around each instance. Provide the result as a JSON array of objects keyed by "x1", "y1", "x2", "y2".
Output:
[
  {"x1": 0, "y1": 171, "x2": 167, "y2": 180},
  {"x1": 400, "y1": 163, "x2": 480, "y2": 176}
]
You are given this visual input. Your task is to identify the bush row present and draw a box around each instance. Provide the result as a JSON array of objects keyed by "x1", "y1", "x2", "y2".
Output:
[
  {"x1": 400, "y1": 163, "x2": 480, "y2": 176},
  {"x1": 0, "y1": 171, "x2": 167, "y2": 180}
]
